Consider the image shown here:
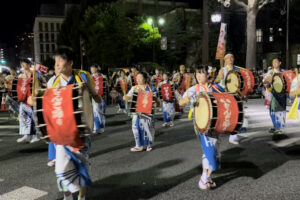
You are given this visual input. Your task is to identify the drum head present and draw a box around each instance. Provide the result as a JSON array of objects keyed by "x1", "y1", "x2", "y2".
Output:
[
  {"x1": 194, "y1": 94, "x2": 212, "y2": 134},
  {"x1": 272, "y1": 74, "x2": 283, "y2": 94},
  {"x1": 226, "y1": 72, "x2": 240, "y2": 93},
  {"x1": 82, "y1": 85, "x2": 94, "y2": 131}
]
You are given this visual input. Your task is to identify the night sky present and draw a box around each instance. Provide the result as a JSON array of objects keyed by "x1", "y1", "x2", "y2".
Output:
[
  {"x1": 0, "y1": 0, "x2": 47, "y2": 45},
  {"x1": 0, "y1": 0, "x2": 201, "y2": 46}
]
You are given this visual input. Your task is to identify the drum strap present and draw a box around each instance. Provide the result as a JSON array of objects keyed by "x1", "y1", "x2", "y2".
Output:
[
  {"x1": 52, "y1": 73, "x2": 82, "y2": 89},
  {"x1": 196, "y1": 84, "x2": 208, "y2": 94}
]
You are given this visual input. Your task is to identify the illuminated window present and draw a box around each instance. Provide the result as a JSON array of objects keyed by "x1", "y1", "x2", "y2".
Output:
[{"x1": 256, "y1": 29, "x2": 263, "y2": 42}]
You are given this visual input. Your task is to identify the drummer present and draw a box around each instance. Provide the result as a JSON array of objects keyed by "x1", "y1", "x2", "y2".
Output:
[
  {"x1": 263, "y1": 58, "x2": 287, "y2": 138},
  {"x1": 123, "y1": 72, "x2": 157, "y2": 152},
  {"x1": 151, "y1": 69, "x2": 163, "y2": 88},
  {"x1": 214, "y1": 53, "x2": 248, "y2": 145},
  {"x1": 158, "y1": 72, "x2": 175, "y2": 127},
  {"x1": 128, "y1": 65, "x2": 139, "y2": 88},
  {"x1": 45, "y1": 48, "x2": 101, "y2": 200},
  {"x1": 90, "y1": 64, "x2": 106, "y2": 134},
  {"x1": 179, "y1": 65, "x2": 219, "y2": 190},
  {"x1": 16, "y1": 58, "x2": 40, "y2": 144},
  {"x1": 115, "y1": 69, "x2": 129, "y2": 114}
]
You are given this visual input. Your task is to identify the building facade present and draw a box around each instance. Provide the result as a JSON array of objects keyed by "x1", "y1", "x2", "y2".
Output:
[{"x1": 33, "y1": 17, "x2": 64, "y2": 63}]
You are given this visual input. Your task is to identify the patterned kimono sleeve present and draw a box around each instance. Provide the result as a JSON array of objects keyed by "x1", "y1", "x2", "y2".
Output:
[
  {"x1": 183, "y1": 86, "x2": 196, "y2": 104},
  {"x1": 126, "y1": 86, "x2": 136, "y2": 97}
]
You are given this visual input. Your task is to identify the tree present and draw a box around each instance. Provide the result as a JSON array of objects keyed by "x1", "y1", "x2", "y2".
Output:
[
  {"x1": 224, "y1": 0, "x2": 275, "y2": 69},
  {"x1": 57, "y1": 6, "x2": 82, "y2": 67}
]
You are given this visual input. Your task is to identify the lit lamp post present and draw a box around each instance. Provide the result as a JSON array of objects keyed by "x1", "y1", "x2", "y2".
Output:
[
  {"x1": 211, "y1": 13, "x2": 222, "y2": 23},
  {"x1": 147, "y1": 17, "x2": 165, "y2": 68}
]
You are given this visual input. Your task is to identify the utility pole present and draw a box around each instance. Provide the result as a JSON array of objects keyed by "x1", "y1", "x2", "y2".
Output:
[
  {"x1": 202, "y1": 0, "x2": 209, "y2": 65},
  {"x1": 286, "y1": 0, "x2": 290, "y2": 68}
]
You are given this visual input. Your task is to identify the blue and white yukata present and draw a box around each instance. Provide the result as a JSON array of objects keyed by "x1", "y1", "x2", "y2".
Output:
[
  {"x1": 92, "y1": 73, "x2": 106, "y2": 133},
  {"x1": 18, "y1": 73, "x2": 38, "y2": 137},
  {"x1": 48, "y1": 70, "x2": 93, "y2": 193},
  {"x1": 127, "y1": 85, "x2": 157, "y2": 148},
  {"x1": 264, "y1": 69, "x2": 287, "y2": 133},
  {"x1": 216, "y1": 66, "x2": 249, "y2": 142},
  {"x1": 158, "y1": 80, "x2": 175, "y2": 125},
  {"x1": 183, "y1": 84, "x2": 220, "y2": 171}
]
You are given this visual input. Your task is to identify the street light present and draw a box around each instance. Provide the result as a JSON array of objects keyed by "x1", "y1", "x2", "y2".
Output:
[
  {"x1": 158, "y1": 18, "x2": 165, "y2": 26},
  {"x1": 147, "y1": 18, "x2": 153, "y2": 26},
  {"x1": 211, "y1": 13, "x2": 222, "y2": 23},
  {"x1": 146, "y1": 17, "x2": 165, "y2": 69}
]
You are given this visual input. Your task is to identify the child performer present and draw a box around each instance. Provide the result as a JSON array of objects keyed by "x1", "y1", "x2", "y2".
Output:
[
  {"x1": 179, "y1": 65, "x2": 220, "y2": 190},
  {"x1": 158, "y1": 72, "x2": 175, "y2": 127},
  {"x1": 123, "y1": 72, "x2": 157, "y2": 152}
]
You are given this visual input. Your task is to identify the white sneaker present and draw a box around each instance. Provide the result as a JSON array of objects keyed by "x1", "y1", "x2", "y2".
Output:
[
  {"x1": 169, "y1": 122, "x2": 174, "y2": 127},
  {"x1": 229, "y1": 139, "x2": 239, "y2": 145},
  {"x1": 97, "y1": 129, "x2": 105, "y2": 134},
  {"x1": 47, "y1": 159, "x2": 56, "y2": 167},
  {"x1": 123, "y1": 109, "x2": 127, "y2": 114},
  {"x1": 162, "y1": 123, "x2": 168, "y2": 127},
  {"x1": 30, "y1": 136, "x2": 40, "y2": 144},
  {"x1": 229, "y1": 135, "x2": 239, "y2": 145},
  {"x1": 17, "y1": 135, "x2": 31, "y2": 143},
  {"x1": 198, "y1": 179, "x2": 210, "y2": 190},
  {"x1": 117, "y1": 109, "x2": 121, "y2": 113}
]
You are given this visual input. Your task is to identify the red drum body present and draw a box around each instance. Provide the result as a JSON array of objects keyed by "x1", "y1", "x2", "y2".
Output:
[
  {"x1": 93, "y1": 75, "x2": 107, "y2": 97},
  {"x1": 16, "y1": 77, "x2": 32, "y2": 102},
  {"x1": 272, "y1": 70, "x2": 295, "y2": 94},
  {"x1": 34, "y1": 84, "x2": 93, "y2": 148},
  {"x1": 225, "y1": 69, "x2": 255, "y2": 95},
  {"x1": 159, "y1": 83, "x2": 174, "y2": 102},
  {"x1": 129, "y1": 90, "x2": 155, "y2": 118},
  {"x1": 194, "y1": 92, "x2": 243, "y2": 136},
  {"x1": 179, "y1": 73, "x2": 193, "y2": 91}
]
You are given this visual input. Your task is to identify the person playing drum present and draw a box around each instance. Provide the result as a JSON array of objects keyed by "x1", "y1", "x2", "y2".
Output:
[
  {"x1": 214, "y1": 53, "x2": 248, "y2": 145},
  {"x1": 158, "y1": 72, "x2": 175, "y2": 127},
  {"x1": 128, "y1": 65, "x2": 139, "y2": 88},
  {"x1": 263, "y1": 58, "x2": 287, "y2": 138},
  {"x1": 46, "y1": 48, "x2": 102, "y2": 200},
  {"x1": 115, "y1": 69, "x2": 129, "y2": 114},
  {"x1": 90, "y1": 64, "x2": 106, "y2": 134},
  {"x1": 151, "y1": 69, "x2": 163, "y2": 88},
  {"x1": 123, "y1": 72, "x2": 157, "y2": 152},
  {"x1": 16, "y1": 58, "x2": 41, "y2": 144},
  {"x1": 179, "y1": 65, "x2": 219, "y2": 190},
  {"x1": 173, "y1": 64, "x2": 194, "y2": 95}
]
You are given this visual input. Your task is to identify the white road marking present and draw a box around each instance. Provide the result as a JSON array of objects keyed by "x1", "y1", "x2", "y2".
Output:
[
  {"x1": 0, "y1": 178, "x2": 4, "y2": 182},
  {"x1": 0, "y1": 125, "x2": 19, "y2": 129},
  {"x1": 0, "y1": 186, "x2": 48, "y2": 200},
  {"x1": 268, "y1": 137, "x2": 300, "y2": 148}
]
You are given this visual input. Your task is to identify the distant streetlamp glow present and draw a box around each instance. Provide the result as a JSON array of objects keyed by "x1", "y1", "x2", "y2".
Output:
[
  {"x1": 158, "y1": 18, "x2": 165, "y2": 26},
  {"x1": 147, "y1": 18, "x2": 153, "y2": 26},
  {"x1": 211, "y1": 13, "x2": 222, "y2": 23}
]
